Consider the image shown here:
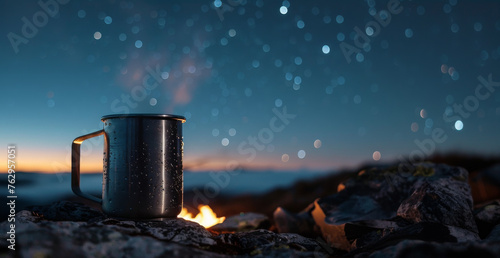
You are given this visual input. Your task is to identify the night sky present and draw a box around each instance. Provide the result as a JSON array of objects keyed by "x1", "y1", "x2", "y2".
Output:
[{"x1": 1, "y1": 0, "x2": 499, "y2": 173}]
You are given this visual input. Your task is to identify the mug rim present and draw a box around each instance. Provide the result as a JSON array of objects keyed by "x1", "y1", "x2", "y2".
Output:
[{"x1": 101, "y1": 113, "x2": 186, "y2": 122}]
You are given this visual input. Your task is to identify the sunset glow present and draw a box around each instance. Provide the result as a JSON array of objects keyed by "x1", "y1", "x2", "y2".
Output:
[{"x1": 0, "y1": 146, "x2": 353, "y2": 173}]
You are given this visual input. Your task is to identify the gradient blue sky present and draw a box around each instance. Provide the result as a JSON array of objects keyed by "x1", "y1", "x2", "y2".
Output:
[{"x1": 1, "y1": 0, "x2": 499, "y2": 173}]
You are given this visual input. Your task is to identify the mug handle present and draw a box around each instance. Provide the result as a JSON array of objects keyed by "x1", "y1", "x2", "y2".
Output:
[{"x1": 71, "y1": 130, "x2": 105, "y2": 204}]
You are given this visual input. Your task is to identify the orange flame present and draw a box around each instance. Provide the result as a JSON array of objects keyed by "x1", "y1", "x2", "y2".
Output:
[{"x1": 178, "y1": 205, "x2": 225, "y2": 228}]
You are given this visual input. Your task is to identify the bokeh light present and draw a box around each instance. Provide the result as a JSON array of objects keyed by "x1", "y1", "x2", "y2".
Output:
[
  {"x1": 298, "y1": 150, "x2": 306, "y2": 159},
  {"x1": 314, "y1": 140, "x2": 322, "y2": 149},
  {"x1": 93, "y1": 31, "x2": 102, "y2": 40}
]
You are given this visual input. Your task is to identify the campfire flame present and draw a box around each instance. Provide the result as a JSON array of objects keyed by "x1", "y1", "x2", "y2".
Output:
[{"x1": 178, "y1": 205, "x2": 225, "y2": 228}]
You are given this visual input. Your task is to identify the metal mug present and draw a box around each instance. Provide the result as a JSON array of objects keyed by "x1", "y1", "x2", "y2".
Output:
[{"x1": 71, "y1": 114, "x2": 186, "y2": 219}]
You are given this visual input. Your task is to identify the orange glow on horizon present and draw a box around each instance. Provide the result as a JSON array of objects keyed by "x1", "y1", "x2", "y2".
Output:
[{"x1": 0, "y1": 147, "x2": 103, "y2": 174}]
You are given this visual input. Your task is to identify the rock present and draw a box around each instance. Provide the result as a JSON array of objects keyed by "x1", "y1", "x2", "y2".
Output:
[
  {"x1": 0, "y1": 201, "x2": 328, "y2": 257},
  {"x1": 139, "y1": 219, "x2": 217, "y2": 246},
  {"x1": 484, "y1": 224, "x2": 500, "y2": 242},
  {"x1": 365, "y1": 239, "x2": 500, "y2": 258},
  {"x1": 344, "y1": 219, "x2": 403, "y2": 250},
  {"x1": 211, "y1": 212, "x2": 270, "y2": 233},
  {"x1": 397, "y1": 180, "x2": 478, "y2": 233},
  {"x1": 474, "y1": 200, "x2": 500, "y2": 238},
  {"x1": 214, "y1": 229, "x2": 331, "y2": 257},
  {"x1": 349, "y1": 222, "x2": 480, "y2": 256},
  {"x1": 293, "y1": 163, "x2": 478, "y2": 251},
  {"x1": 273, "y1": 204, "x2": 317, "y2": 238},
  {"x1": 92, "y1": 218, "x2": 217, "y2": 247},
  {"x1": 311, "y1": 199, "x2": 350, "y2": 250},
  {"x1": 29, "y1": 201, "x2": 105, "y2": 221}
]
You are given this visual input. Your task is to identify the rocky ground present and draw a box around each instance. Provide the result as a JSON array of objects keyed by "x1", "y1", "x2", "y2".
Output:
[{"x1": 2, "y1": 162, "x2": 500, "y2": 257}]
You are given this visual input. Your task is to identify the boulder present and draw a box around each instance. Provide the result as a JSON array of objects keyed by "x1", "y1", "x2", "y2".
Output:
[
  {"x1": 29, "y1": 200, "x2": 105, "y2": 221},
  {"x1": 273, "y1": 203, "x2": 317, "y2": 238},
  {"x1": 210, "y1": 212, "x2": 270, "y2": 233},
  {"x1": 473, "y1": 200, "x2": 500, "y2": 238},
  {"x1": 397, "y1": 180, "x2": 477, "y2": 233},
  {"x1": 214, "y1": 229, "x2": 331, "y2": 257}
]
